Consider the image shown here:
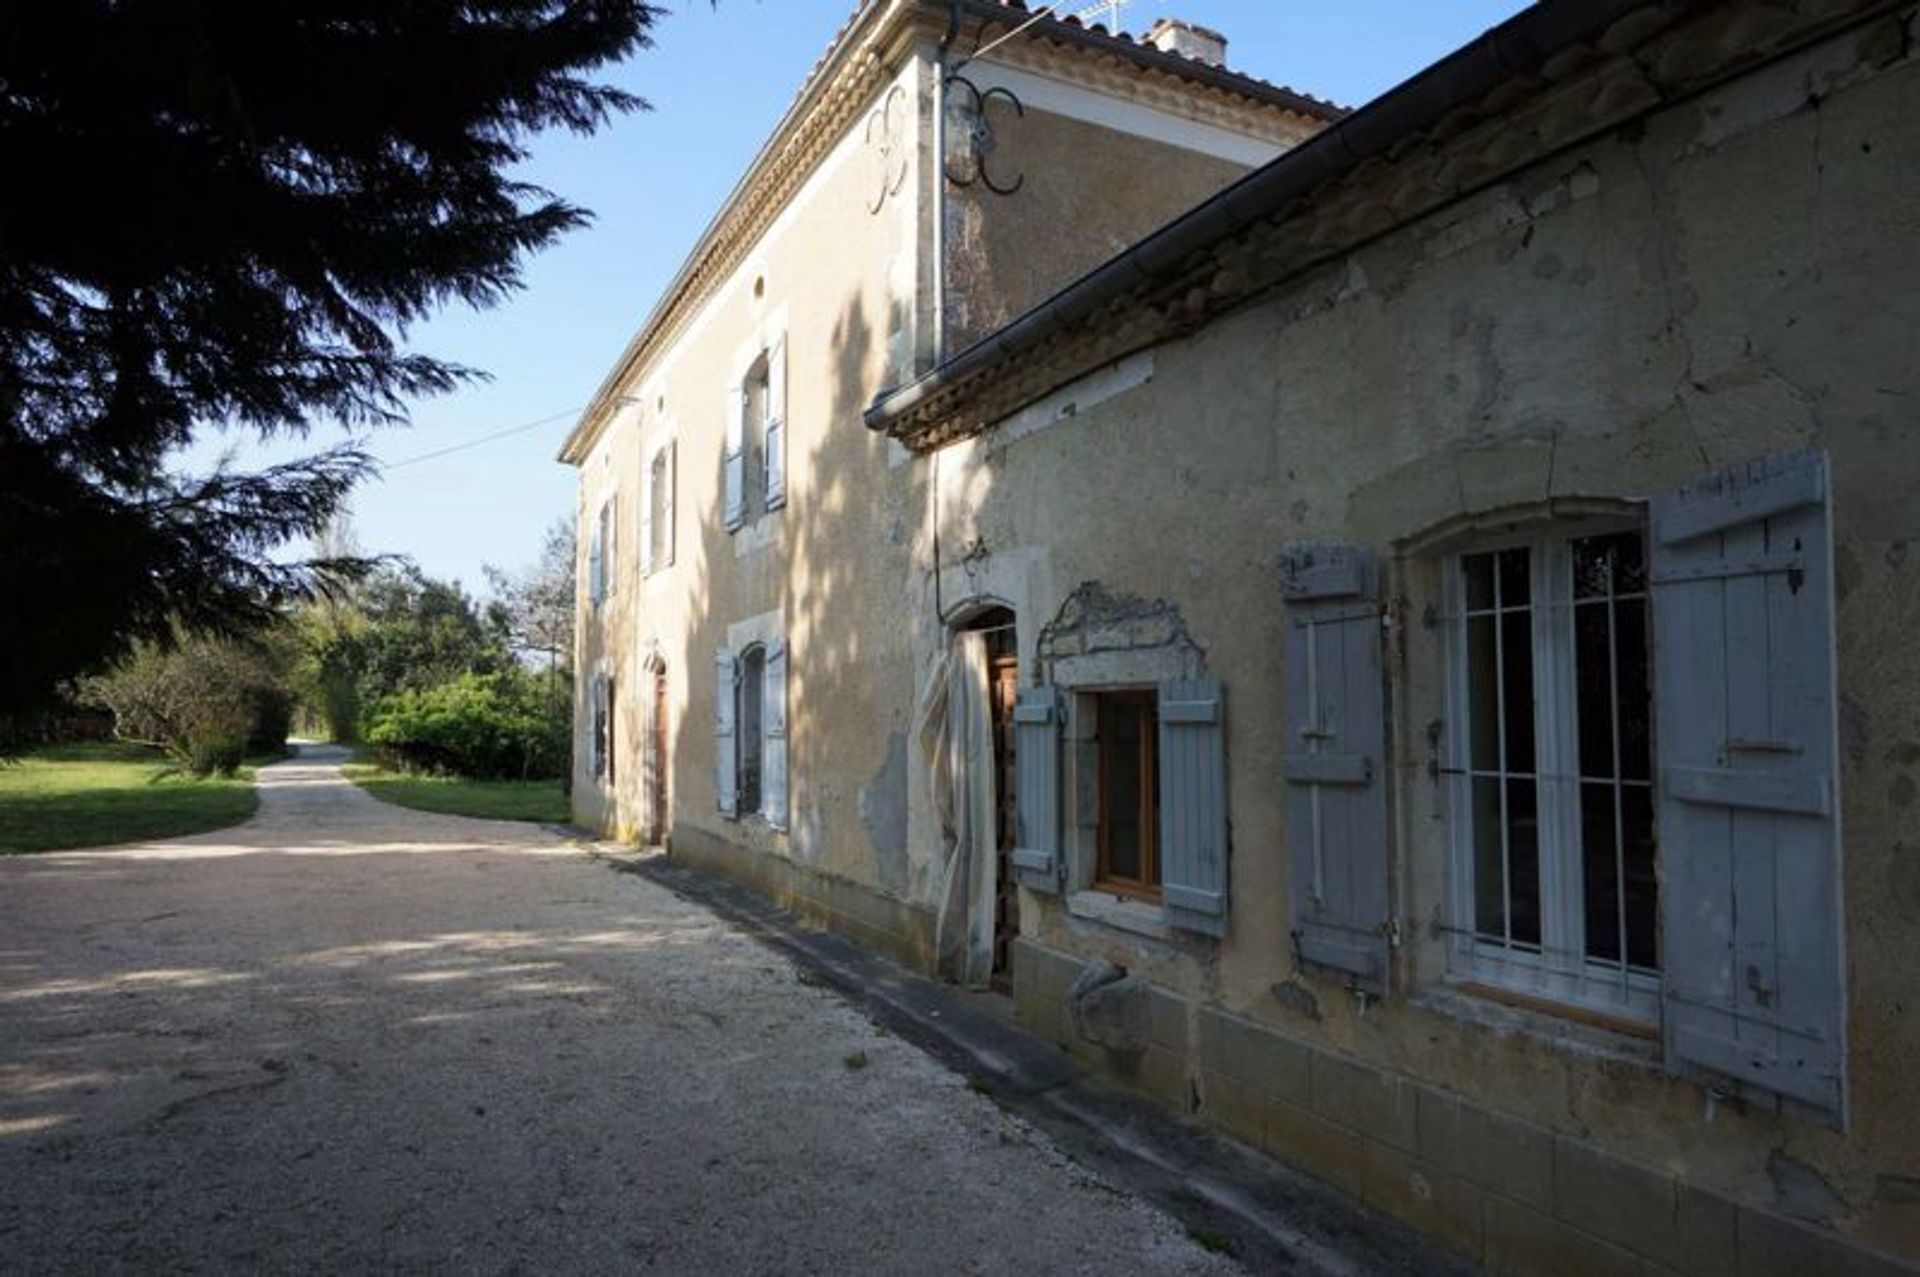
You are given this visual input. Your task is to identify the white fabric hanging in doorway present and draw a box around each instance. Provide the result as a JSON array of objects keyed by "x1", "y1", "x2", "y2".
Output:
[{"x1": 916, "y1": 632, "x2": 997, "y2": 988}]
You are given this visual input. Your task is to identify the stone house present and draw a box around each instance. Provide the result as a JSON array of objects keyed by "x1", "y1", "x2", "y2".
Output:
[
  {"x1": 566, "y1": 0, "x2": 1920, "y2": 1274},
  {"x1": 560, "y1": 4, "x2": 1333, "y2": 927}
]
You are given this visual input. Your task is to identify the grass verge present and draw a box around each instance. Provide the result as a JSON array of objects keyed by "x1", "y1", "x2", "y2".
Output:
[
  {"x1": 0, "y1": 741, "x2": 258, "y2": 854},
  {"x1": 340, "y1": 762, "x2": 570, "y2": 824}
]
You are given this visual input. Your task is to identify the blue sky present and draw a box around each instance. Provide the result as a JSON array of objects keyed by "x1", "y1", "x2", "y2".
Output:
[{"x1": 185, "y1": 0, "x2": 1530, "y2": 592}]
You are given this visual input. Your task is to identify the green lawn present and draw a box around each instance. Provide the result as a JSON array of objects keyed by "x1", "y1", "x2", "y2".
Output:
[
  {"x1": 341, "y1": 762, "x2": 571, "y2": 824},
  {"x1": 0, "y1": 741, "x2": 259, "y2": 854}
]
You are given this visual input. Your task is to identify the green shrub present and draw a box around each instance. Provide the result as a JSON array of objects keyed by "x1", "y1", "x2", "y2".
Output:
[
  {"x1": 87, "y1": 636, "x2": 290, "y2": 777},
  {"x1": 363, "y1": 671, "x2": 567, "y2": 780},
  {"x1": 187, "y1": 735, "x2": 247, "y2": 778}
]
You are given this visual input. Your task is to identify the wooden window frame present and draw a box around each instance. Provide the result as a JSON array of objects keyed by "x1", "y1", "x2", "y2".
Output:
[
  {"x1": 1095, "y1": 689, "x2": 1160, "y2": 902},
  {"x1": 1440, "y1": 523, "x2": 1660, "y2": 1024}
]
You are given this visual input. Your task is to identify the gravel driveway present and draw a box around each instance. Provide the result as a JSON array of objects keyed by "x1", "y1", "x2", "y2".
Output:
[{"x1": 0, "y1": 745, "x2": 1237, "y2": 1275}]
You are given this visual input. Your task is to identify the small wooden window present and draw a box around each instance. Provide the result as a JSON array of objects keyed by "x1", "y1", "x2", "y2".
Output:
[{"x1": 1096, "y1": 690, "x2": 1159, "y2": 900}]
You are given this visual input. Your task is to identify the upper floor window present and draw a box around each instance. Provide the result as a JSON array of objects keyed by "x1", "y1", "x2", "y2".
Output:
[
  {"x1": 642, "y1": 440, "x2": 675, "y2": 575},
  {"x1": 724, "y1": 336, "x2": 786, "y2": 532},
  {"x1": 587, "y1": 494, "x2": 616, "y2": 604},
  {"x1": 1443, "y1": 527, "x2": 1657, "y2": 1019}
]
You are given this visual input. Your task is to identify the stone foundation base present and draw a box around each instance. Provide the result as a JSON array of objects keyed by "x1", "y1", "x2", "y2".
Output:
[
  {"x1": 1011, "y1": 937, "x2": 1910, "y2": 1277},
  {"x1": 670, "y1": 826, "x2": 936, "y2": 974}
]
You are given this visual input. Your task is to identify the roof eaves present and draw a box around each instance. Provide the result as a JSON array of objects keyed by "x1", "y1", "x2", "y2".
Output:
[
  {"x1": 558, "y1": 0, "x2": 896, "y2": 464},
  {"x1": 959, "y1": 0, "x2": 1348, "y2": 120},
  {"x1": 863, "y1": 0, "x2": 1700, "y2": 449}
]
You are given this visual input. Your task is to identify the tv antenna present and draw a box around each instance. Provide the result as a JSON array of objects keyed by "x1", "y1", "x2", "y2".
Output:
[
  {"x1": 1071, "y1": 1, "x2": 1131, "y2": 32},
  {"x1": 966, "y1": 0, "x2": 1133, "y2": 66}
]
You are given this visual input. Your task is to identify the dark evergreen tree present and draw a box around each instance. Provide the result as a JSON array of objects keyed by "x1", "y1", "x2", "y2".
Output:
[{"x1": 0, "y1": 0, "x2": 660, "y2": 746}]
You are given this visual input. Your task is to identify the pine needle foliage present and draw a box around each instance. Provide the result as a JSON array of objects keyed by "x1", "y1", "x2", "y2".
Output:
[{"x1": 0, "y1": 1, "x2": 663, "y2": 747}]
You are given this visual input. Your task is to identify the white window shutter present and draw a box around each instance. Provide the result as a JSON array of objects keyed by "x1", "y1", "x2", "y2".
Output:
[
  {"x1": 604, "y1": 495, "x2": 617, "y2": 590},
  {"x1": 1651, "y1": 448, "x2": 1843, "y2": 1120},
  {"x1": 723, "y1": 387, "x2": 747, "y2": 532},
  {"x1": 639, "y1": 452, "x2": 654, "y2": 577},
  {"x1": 764, "y1": 638, "x2": 789, "y2": 830},
  {"x1": 588, "y1": 511, "x2": 604, "y2": 603},
  {"x1": 1281, "y1": 542, "x2": 1389, "y2": 990},
  {"x1": 714, "y1": 650, "x2": 739, "y2": 818},
  {"x1": 1159, "y1": 678, "x2": 1229, "y2": 938},
  {"x1": 663, "y1": 441, "x2": 677, "y2": 568},
  {"x1": 765, "y1": 335, "x2": 788, "y2": 511},
  {"x1": 1010, "y1": 687, "x2": 1062, "y2": 893}
]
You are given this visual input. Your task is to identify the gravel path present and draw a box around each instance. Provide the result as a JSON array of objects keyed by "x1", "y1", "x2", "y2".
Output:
[{"x1": 0, "y1": 745, "x2": 1239, "y2": 1275}]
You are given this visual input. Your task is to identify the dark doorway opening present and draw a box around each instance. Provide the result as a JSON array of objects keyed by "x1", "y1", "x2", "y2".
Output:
[{"x1": 648, "y1": 664, "x2": 669, "y2": 845}]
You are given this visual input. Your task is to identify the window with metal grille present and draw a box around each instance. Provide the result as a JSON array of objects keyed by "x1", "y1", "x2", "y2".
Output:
[{"x1": 1442, "y1": 528, "x2": 1657, "y2": 1023}]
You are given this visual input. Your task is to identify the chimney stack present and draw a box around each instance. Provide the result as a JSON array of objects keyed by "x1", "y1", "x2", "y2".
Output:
[{"x1": 1143, "y1": 18, "x2": 1228, "y2": 68}]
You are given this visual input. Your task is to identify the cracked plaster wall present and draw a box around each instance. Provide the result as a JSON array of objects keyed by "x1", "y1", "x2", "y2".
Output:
[
  {"x1": 928, "y1": 11, "x2": 1920, "y2": 1257},
  {"x1": 944, "y1": 100, "x2": 1258, "y2": 353}
]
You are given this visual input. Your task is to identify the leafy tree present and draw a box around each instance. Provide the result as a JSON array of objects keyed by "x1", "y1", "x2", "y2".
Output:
[
  {"x1": 354, "y1": 567, "x2": 511, "y2": 704},
  {"x1": 87, "y1": 634, "x2": 293, "y2": 776},
  {"x1": 289, "y1": 561, "x2": 514, "y2": 740},
  {"x1": 484, "y1": 518, "x2": 577, "y2": 673},
  {"x1": 0, "y1": 1, "x2": 662, "y2": 747}
]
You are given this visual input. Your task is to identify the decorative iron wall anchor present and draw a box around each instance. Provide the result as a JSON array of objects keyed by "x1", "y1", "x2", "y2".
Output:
[{"x1": 943, "y1": 74, "x2": 1024, "y2": 196}]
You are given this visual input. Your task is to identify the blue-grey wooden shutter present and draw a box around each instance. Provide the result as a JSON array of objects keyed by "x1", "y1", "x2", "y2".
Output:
[
  {"x1": 1159, "y1": 678, "x2": 1229, "y2": 937},
  {"x1": 714, "y1": 649, "x2": 740, "y2": 818},
  {"x1": 723, "y1": 387, "x2": 746, "y2": 532},
  {"x1": 1010, "y1": 687, "x2": 1062, "y2": 893},
  {"x1": 764, "y1": 639, "x2": 789, "y2": 830},
  {"x1": 1651, "y1": 448, "x2": 1843, "y2": 1119},
  {"x1": 1280, "y1": 542, "x2": 1389, "y2": 990},
  {"x1": 764, "y1": 336, "x2": 787, "y2": 511}
]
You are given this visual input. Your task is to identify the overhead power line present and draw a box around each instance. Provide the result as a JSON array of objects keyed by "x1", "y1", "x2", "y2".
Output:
[{"x1": 378, "y1": 404, "x2": 587, "y2": 472}]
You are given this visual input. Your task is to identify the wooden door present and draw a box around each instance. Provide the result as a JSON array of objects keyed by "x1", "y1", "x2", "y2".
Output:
[{"x1": 650, "y1": 669, "x2": 669, "y2": 845}]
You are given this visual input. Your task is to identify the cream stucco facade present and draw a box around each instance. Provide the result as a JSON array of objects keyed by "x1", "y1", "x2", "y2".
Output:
[
  {"x1": 569, "y1": 1, "x2": 1920, "y2": 1274},
  {"x1": 561, "y1": 2, "x2": 1331, "y2": 953}
]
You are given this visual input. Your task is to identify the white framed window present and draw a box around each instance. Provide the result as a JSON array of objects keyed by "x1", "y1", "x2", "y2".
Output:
[
  {"x1": 588, "y1": 494, "x2": 616, "y2": 604},
  {"x1": 1441, "y1": 525, "x2": 1658, "y2": 1022},
  {"x1": 722, "y1": 335, "x2": 786, "y2": 532},
  {"x1": 714, "y1": 637, "x2": 788, "y2": 829},
  {"x1": 642, "y1": 440, "x2": 675, "y2": 575}
]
